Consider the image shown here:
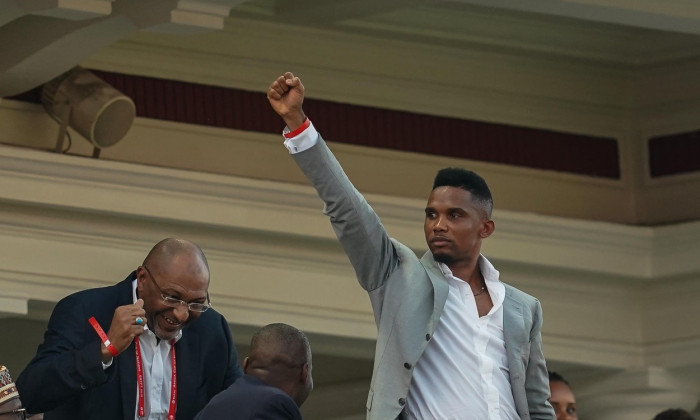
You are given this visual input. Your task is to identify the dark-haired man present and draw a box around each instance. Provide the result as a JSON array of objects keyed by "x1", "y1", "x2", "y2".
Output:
[
  {"x1": 267, "y1": 73, "x2": 554, "y2": 420},
  {"x1": 194, "y1": 323, "x2": 313, "y2": 420},
  {"x1": 17, "y1": 238, "x2": 242, "y2": 420}
]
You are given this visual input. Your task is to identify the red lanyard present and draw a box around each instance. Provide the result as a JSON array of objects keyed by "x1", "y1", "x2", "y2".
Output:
[{"x1": 134, "y1": 336, "x2": 177, "y2": 420}]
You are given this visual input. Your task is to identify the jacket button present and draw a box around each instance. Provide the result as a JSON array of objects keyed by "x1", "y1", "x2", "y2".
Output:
[
  {"x1": 398, "y1": 398, "x2": 406, "y2": 406},
  {"x1": 425, "y1": 333, "x2": 431, "y2": 341},
  {"x1": 403, "y1": 362, "x2": 411, "y2": 369}
]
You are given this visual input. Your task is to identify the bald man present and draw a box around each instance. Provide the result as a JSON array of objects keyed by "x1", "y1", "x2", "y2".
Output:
[
  {"x1": 17, "y1": 238, "x2": 242, "y2": 420},
  {"x1": 194, "y1": 323, "x2": 313, "y2": 420}
]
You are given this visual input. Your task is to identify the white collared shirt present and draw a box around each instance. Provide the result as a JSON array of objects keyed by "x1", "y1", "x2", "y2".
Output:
[
  {"x1": 405, "y1": 256, "x2": 519, "y2": 420},
  {"x1": 131, "y1": 280, "x2": 182, "y2": 420}
]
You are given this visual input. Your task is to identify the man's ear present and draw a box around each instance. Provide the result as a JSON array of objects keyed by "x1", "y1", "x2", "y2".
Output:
[
  {"x1": 242, "y1": 357, "x2": 250, "y2": 374},
  {"x1": 299, "y1": 362, "x2": 309, "y2": 383},
  {"x1": 136, "y1": 266, "x2": 147, "y2": 293},
  {"x1": 480, "y1": 219, "x2": 495, "y2": 239}
]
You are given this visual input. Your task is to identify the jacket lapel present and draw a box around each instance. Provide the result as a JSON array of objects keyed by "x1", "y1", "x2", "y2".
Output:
[
  {"x1": 118, "y1": 342, "x2": 137, "y2": 420},
  {"x1": 503, "y1": 287, "x2": 527, "y2": 381},
  {"x1": 116, "y1": 274, "x2": 138, "y2": 420},
  {"x1": 173, "y1": 333, "x2": 200, "y2": 417},
  {"x1": 420, "y1": 251, "x2": 449, "y2": 333}
]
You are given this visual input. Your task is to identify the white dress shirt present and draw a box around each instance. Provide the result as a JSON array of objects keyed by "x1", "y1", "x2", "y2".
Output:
[
  {"x1": 131, "y1": 280, "x2": 182, "y2": 420},
  {"x1": 405, "y1": 257, "x2": 519, "y2": 420}
]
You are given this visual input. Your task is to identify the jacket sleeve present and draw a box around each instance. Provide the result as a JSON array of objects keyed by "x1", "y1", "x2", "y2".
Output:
[
  {"x1": 16, "y1": 294, "x2": 111, "y2": 413},
  {"x1": 292, "y1": 135, "x2": 399, "y2": 293},
  {"x1": 525, "y1": 299, "x2": 556, "y2": 419}
]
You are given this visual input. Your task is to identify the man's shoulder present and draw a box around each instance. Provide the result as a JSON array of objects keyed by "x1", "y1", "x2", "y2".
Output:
[
  {"x1": 387, "y1": 237, "x2": 424, "y2": 265},
  {"x1": 222, "y1": 376, "x2": 297, "y2": 406},
  {"x1": 201, "y1": 376, "x2": 300, "y2": 419},
  {"x1": 387, "y1": 239, "x2": 437, "y2": 281},
  {"x1": 180, "y1": 307, "x2": 231, "y2": 345},
  {"x1": 57, "y1": 275, "x2": 134, "y2": 306},
  {"x1": 44, "y1": 275, "x2": 134, "y2": 330},
  {"x1": 189, "y1": 306, "x2": 227, "y2": 328},
  {"x1": 503, "y1": 282, "x2": 540, "y2": 307},
  {"x1": 242, "y1": 378, "x2": 301, "y2": 417}
]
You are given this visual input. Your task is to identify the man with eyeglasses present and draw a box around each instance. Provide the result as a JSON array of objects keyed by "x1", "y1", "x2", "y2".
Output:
[{"x1": 16, "y1": 238, "x2": 242, "y2": 420}]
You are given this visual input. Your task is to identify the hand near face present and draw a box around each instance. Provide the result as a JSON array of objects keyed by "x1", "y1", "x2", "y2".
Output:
[
  {"x1": 100, "y1": 299, "x2": 146, "y2": 362},
  {"x1": 267, "y1": 72, "x2": 306, "y2": 130}
]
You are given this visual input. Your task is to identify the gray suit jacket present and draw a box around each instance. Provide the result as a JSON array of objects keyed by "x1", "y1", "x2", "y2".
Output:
[{"x1": 293, "y1": 136, "x2": 554, "y2": 420}]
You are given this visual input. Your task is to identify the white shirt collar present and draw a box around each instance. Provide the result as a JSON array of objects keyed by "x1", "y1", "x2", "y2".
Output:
[{"x1": 436, "y1": 254, "x2": 505, "y2": 307}]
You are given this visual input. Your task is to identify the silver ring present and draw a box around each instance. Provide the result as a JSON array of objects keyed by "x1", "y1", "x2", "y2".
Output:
[{"x1": 135, "y1": 317, "x2": 143, "y2": 325}]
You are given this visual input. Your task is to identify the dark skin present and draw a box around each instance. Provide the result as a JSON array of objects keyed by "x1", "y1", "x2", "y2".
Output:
[
  {"x1": 268, "y1": 72, "x2": 497, "y2": 317},
  {"x1": 99, "y1": 239, "x2": 209, "y2": 362},
  {"x1": 136, "y1": 253, "x2": 208, "y2": 341},
  {"x1": 0, "y1": 397, "x2": 23, "y2": 420},
  {"x1": 267, "y1": 72, "x2": 307, "y2": 131},
  {"x1": 242, "y1": 324, "x2": 312, "y2": 407},
  {"x1": 242, "y1": 346, "x2": 312, "y2": 407},
  {"x1": 100, "y1": 299, "x2": 146, "y2": 363},
  {"x1": 550, "y1": 380, "x2": 577, "y2": 420},
  {"x1": 425, "y1": 186, "x2": 495, "y2": 317}
]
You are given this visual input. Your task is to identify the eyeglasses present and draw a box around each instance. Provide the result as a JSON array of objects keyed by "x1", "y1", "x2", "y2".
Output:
[
  {"x1": 0, "y1": 408, "x2": 26, "y2": 420},
  {"x1": 142, "y1": 265, "x2": 211, "y2": 312}
]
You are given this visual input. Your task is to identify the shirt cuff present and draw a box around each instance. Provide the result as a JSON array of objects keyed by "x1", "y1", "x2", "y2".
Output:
[
  {"x1": 102, "y1": 357, "x2": 113, "y2": 370},
  {"x1": 283, "y1": 120, "x2": 318, "y2": 154}
]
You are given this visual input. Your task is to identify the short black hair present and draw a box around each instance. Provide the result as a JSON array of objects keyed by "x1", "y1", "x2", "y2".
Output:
[
  {"x1": 653, "y1": 409, "x2": 696, "y2": 420},
  {"x1": 433, "y1": 167, "x2": 493, "y2": 217},
  {"x1": 548, "y1": 371, "x2": 570, "y2": 386},
  {"x1": 251, "y1": 323, "x2": 311, "y2": 366}
]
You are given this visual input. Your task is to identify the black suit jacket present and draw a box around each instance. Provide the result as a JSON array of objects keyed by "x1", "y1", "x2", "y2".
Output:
[
  {"x1": 16, "y1": 272, "x2": 242, "y2": 420},
  {"x1": 194, "y1": 375, "x2": 302, "y2": 420}
]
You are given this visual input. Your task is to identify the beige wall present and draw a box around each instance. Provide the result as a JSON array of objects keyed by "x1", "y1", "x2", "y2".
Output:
[
  {"x1": 3, "y1": 3, "x2": 700, "y2": 418},
  {"x1": 1, "y1": 132, "x2": 700, "y2": 418}
]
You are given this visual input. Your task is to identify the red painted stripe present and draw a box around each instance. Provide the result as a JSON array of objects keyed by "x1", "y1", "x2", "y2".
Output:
[
  {"x1": 10, "y1": 70, "x2": 622, "y2": 179},
  {"x1": 649, "y1": 131, "x2": 700, "y2": 177}
]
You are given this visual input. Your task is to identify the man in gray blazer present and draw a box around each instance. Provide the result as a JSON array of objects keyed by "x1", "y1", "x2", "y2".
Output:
[{"x1": 267, "y1": 72, "x2": 555, "y2": 420}]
